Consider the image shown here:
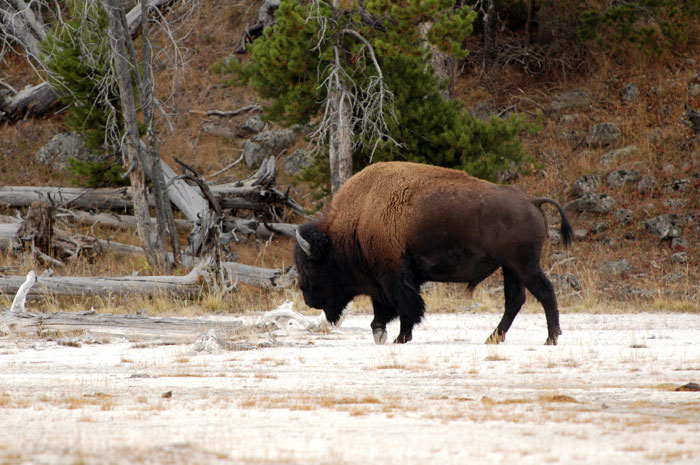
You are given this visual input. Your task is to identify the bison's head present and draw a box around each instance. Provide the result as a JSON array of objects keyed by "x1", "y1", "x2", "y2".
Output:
[{"x1": 294, "y1": 223, "x2": 353, "y2": 324}]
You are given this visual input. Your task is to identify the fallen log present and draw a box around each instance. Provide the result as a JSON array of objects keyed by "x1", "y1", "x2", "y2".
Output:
[
  {"x1": 0, "y1": 182, "x2": 303, "y2": 216},
  {"x1": 61, "y1": 210, "x2": 191, "y2": 231},
  {"x1": 0, "y1": 303, "x2": 325, "y2": 346},
  {"x1": 0, "y1": 82, "x2": 57, "y2": 122},
  {"x1": 0, "y1": 263, "x2": 207, "y2": 297},
  {"x1": 0, "y1": 186, "x2": 135, "y2": 210},
  {"x1": 0, "y1": 309, "x2": 252, "y2": 345}
]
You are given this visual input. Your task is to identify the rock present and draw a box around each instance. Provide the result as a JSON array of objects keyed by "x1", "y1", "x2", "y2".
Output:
[
  {"x1": 550, "y1": 273, "x2": 581, "y2": 292},
  {"x1": 599, "y1": 145, "x2": 639, "y2": 167},
  {"x1": 556, "y1": 129, "x2": 583, "y2": 143},
  {"x1": 587, "y1": 123, "x2": 621, "y2": 147},
  {"x1": 242, "y1": 128, "x2": 296, "y2": 168},
  {"x1": 663, "y1": 179, "x2": 691, "y2": 193},
  {"x1": 663, "y1": 271, "x2": 685, "y2": 283},
  {"x1": 565, "y1": 193, "x2": 616, "y2": 214},
  {"x1": 648, "y1": 128, "x2": 663, "y2": 143},
  {"x1": 637, "y1": 174, "x2": 657, "y2": 194},
  {"x1": 676, "y1": 382, "x2": 700, "y2": 392},
  {"x1": 282, "y1": 148, "x2": 313, "y2": 175},
  {"x1": 237, "y1": 115, "x2": 266, "y2": 137},
  {"x1": 573, "y1": 229, "x2": 589, "y2": 240},
  {"x1": 606, "y1": 169, "x2": 640, "y2": 187},
  {"x1": 644, "y1": 214, "x2": 682, "y2": 240},
  {"x1": 621, "y1": 82, "x2": 639, "y2": 102},
  {"x1": 471, "y1": 103, "x2": 496, "y2": 120},
  {"x1": 670, "y1": 252, "x2": 688, "y2": 264},
  {"x1": 497, "y1": 162, "x2": 520, "y2": 183},
  {"x1": 599, "y1": 259, "x2": 631, "y2": 275},
  {"x1": 550, "y1": 89, "x2": 590, "y2": 112},
  {"x1": 593, "y1": 222, "x2": 609, "y2": 234},
  {"x1": 616, "y1": 208, "x2": 633, "y2": 225},
  {"x1": 664, "y1": 199, "x2": 686, "y2": 209},
  {"x1": 671, "y1": 237, "x2": 688, "y2": 251},
  {"x1": 34, "y1": 132, "x2": 99, "y2": 171},
  {"x1": 614, "y1": 285, "x2": 654, "y2": 301},
  {"x1": 572, "y1": 174, "x2": 600, "y2": 197},
  {"x1": 689, "y1": 84, "x2": 700, "y2": 98}
]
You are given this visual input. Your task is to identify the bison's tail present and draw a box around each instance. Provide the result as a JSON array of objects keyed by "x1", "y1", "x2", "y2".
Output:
[{"x1": 531, "y1": 198, "x2": 574, "y2": 248}]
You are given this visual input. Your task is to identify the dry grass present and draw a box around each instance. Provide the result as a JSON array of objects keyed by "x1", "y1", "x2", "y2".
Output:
[
  {"x1": 0, "y1": 1, "x2": 698, "y2": 316},
  {"x1": 239, "y1": 391, "x2": 384, "y2": 414}
]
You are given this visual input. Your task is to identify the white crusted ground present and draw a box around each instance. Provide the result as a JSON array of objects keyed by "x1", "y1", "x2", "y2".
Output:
[{"x1": 1, "y1": 311, "x2": 699, "y2": 464}]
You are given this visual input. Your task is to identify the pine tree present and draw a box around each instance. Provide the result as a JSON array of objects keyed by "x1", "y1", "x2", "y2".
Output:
[
  {"x1": 224, "y1": 0, "x2": 537, "y2": 184},
  {"x1": 40, "y1": 0, "x2": 126, "y2": 186}
]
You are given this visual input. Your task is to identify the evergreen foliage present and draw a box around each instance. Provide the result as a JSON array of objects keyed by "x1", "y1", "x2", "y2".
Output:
[
  {"x1": 578, "y1": 0, "x2": 700, "y2": 54},
  {"x1": 40, "y1": 0, "x2": 127, "y2": 186},
  {"x1": 224, "y1": 0, "x2": 537, "y2": 183},
  {"x1": 66, "y1": 157, "x2": 129, "y2": 188}
]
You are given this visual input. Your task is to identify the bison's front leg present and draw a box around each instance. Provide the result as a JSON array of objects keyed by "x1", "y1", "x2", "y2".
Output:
[
  {"x1": 370, "y1": 320, "x2": 388, "y2": 344},
  {"x1": 371, "y1": 300, "x2": 397, "y2": 345}
]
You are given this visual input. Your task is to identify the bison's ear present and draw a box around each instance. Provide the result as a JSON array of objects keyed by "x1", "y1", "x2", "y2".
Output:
[{"x1": 297, "y1": 223, "x2": 330, "y2": 261}]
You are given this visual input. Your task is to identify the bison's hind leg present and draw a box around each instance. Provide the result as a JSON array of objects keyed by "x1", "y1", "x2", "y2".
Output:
[
  {"x1": 521, "y1": 267, "x2": 562, "y2": 345},
  {"x1": 486, "y1": 267, "x2": 526, "y2": 345}
]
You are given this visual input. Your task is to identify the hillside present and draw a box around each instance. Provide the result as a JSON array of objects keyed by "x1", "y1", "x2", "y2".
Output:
[{"x1": 0, "y1": 0, "x2": 698, "y2": 314}]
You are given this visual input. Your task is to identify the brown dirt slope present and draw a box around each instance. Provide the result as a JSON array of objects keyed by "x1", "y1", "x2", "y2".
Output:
[{"x1": 0, "y1": 1, "x2": 697, "y2": 313}]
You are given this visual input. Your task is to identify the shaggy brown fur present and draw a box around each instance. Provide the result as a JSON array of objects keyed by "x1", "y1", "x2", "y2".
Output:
[{"x1": 295, "y1": 162, "x2": 573, "y2": 345}]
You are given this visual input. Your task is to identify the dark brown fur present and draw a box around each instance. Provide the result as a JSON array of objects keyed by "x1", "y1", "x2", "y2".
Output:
[{"x1": 295, "y1": 162, "x2": 573, "y2": 345}]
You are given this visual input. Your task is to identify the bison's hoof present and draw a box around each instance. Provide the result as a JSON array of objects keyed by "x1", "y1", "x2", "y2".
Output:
[
  {"x1": 373, "y1": 328, "x2": 388, "y2": 345},
  {"x1": 394, "y1": 333, "x2": 412, "y2": 344},
  {"x1": 545, "y1": 337, "x2": 558, "y2": 346},
  {"x1": 485, "y1": 330, "x2": 505, "y2": 345}
]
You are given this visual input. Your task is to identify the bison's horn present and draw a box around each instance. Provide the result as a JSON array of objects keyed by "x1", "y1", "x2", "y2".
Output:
[{"x1": 296, "y1": 228, "x2": 312, "y2": 257}]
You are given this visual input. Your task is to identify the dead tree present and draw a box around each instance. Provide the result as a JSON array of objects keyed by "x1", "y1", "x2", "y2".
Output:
[
  {"x1": 104, "y1": 0, "x2": 167, "y2": 270},
  {"x1": 16, "y1": 200, "x2": 55, "y2": 256},
  {"x1": 235, "y1": 0, "x2": 280, "y2": 54},
  {"x1": 307, "y1": 1, "x2": 398, "y2": 194},
  {"x1": 0, "y1": 0, "x2": 176, "y2": 123}
]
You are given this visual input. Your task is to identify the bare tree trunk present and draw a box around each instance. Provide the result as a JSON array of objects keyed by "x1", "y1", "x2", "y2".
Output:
[
  {"x1": 420, "y1": 22, "x2": 455, "y2": 101},
  {"x1": 524, "y1": 0, "x2": 534, "y2": 46},
  {"x1": 104, "y1": 0, "x2": 164, "y2": 270},
  {"x1": 139, "y1": 0, "x2": 181, "y2": 268},
  {"x1": 328, "y1": 46, "x2": 353, "y2": 195},
  {"x1": 0, "y1": 0, "x2": 47, "y2": 63},
  {"x1": 484, "y1": 0, "x2": 497, "y2": 60},
  {"x1": 0, "y1": 0, "x2": 174, "y2": 123}
]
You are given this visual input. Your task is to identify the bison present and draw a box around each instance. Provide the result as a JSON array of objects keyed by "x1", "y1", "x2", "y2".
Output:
[{"x1": 294, "y1": 161, "x2": 573, "y2": 345}]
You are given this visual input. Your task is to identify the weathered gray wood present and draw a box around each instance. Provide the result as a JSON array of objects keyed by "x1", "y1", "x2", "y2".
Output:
[
  {"x1": 0, "y1": 0, "x2": 175, "y2": 123},
  {"x1": 0, "y1": 82, "x2": 57, "y2": 121},
  {"x1": 0, "y1": 223, "x2": 20, "y2": 249},
  {"x1": 221, "y1": 262, "x2": 296, "y2": 289},
  {"x1": 125, "y1": 0, "x2": 173, "y2": 36},
  {"x1": 0, "y1": 182, "x2": 302, "y2": 215},
  {"x1": 63, "y1": 210, "x2": 191, "y2": 231},
  {"x1": 157, "y1": 157, "x2": 209, "y2": 224},
  {"x1": 0, "y1": 186, "x2": 136, "y2": 210},
  {"x1": 0, "y1": 265, "x2": 206, "y2": 297},
  {"x1": 0, "y1": 309, "x2": 253, "y2": 344},
  {"x1": 0, "y1": 261, "x2": 293, "y2": 296}
]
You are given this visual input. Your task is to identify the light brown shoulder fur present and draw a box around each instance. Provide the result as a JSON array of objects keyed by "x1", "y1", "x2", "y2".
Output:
[{"x1": 321, "y1": 162, "x2": 486, "y2": 270}]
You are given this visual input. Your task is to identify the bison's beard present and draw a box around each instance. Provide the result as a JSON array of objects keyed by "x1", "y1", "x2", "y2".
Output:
[{"x1": 322, "y1": 293, "x2": 353, "y2": 325}]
